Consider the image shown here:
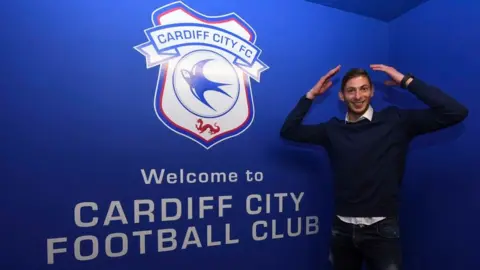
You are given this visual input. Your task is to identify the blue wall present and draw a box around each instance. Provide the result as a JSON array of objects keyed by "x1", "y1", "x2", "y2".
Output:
[
  {"x1": 7, "y1": 0, "x2": 478, "y2": 269},
  {"x1": 307, "y1": 0, "x2": 430, "y2": 22},
  {"x1": 389, "y1": 0, "x2": 480, "y2": 269},
  {"x1": 2, "y1": 0, "x2": 388, "y2": 269}
]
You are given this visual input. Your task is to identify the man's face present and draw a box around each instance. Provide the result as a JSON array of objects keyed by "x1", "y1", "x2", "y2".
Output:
[{"x1": 339, "y1": 76, "x2": 374, "y2": 115}]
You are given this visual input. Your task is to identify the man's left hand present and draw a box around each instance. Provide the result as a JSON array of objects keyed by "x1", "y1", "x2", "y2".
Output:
[{"x1": 370, "y1": 64, "x2": 412, "y2": 87}]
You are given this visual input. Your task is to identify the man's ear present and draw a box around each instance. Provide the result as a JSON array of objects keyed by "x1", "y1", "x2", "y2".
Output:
[{"x1": 338, "y1": 91, "x2": 345, "y2": 102}]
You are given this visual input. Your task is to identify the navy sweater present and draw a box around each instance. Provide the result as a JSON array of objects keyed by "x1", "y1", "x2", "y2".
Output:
[{"x1": 280, "y1": 78, "x2": 468, "y2": 217}]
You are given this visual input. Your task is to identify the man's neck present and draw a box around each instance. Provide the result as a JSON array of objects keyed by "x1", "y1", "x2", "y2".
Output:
[
  {"x1": 347, "y1": 112, "x2": 363, "y2": 122},
  {"x1": 346, "y1": 105, "x2": 373, "y2": 123}
]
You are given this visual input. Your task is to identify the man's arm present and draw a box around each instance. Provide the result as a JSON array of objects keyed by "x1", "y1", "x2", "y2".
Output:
[
  {"x1": 369, "y1": 64, "x2": 468, "y2": 136},
  {"x1": 399, "y1": 77, "x2": 469, "y2": 136},
  {"x1": 280, "y1": 65, "x2": 341, "y2": 145},
  {"x1": 280, "y1": 94, "x2": 329, "y2": 145}
]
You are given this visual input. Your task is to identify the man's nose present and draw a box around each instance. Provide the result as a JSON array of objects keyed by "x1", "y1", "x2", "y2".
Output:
[{"x1": 354, "y1": 91, "x2": 361, "y2": 99}]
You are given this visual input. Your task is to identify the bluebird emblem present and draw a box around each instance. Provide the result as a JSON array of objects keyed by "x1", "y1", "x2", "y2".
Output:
[
  {"x1": 134, "y1": 1, "x2": 269, "y2": 149},
  {"x1": 181, "y1": 59, "x2": 232, "y2": 111}
]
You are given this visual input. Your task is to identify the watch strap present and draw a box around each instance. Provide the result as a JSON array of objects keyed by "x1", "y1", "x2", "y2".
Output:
[{"x1": 400, "y1": 73, "x2": 414, "y2": 89}]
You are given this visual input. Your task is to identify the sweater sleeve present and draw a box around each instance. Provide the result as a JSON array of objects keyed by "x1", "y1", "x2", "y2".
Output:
[
  {"x1": 280, "y1": 95, "x2": 330, "y2": 145},
  {"x1": 398, "y1": 77, "x2": 469, "y2": 136}
]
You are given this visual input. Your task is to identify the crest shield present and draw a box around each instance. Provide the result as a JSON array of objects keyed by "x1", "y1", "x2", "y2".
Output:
[{"x1": 134, "y1": 1, "x2": 269, "y2": 149}]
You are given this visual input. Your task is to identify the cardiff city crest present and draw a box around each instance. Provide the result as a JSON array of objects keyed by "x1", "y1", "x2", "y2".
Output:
[{"x1": 134, "y1": 1, "x2": 268, "y2": 149}]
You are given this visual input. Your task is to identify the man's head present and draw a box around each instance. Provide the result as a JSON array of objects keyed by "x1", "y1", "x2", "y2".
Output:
[{"x1": 338, "y1": 68, "x2": 374, "y2": 117}]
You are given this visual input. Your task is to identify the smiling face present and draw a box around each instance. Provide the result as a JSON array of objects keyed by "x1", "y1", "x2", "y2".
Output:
[{"x1": 339, "y1": 69, "x2": 374, "y2": 119}]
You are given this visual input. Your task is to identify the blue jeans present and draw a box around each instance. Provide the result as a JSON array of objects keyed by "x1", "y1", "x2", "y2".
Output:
[{"x1": 329, "y1": 216, "x2": 402, "y2": 270}]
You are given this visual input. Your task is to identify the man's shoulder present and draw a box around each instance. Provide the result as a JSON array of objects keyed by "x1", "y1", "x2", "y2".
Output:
[
  {"x1": 324, "y1": 116, "x2": 343, "y2": 125},
  {"x1": 375, "y1": 105, "x2": 404, "y2": 119}
]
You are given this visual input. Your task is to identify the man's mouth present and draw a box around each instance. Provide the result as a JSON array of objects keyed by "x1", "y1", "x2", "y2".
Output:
[{"x1": 352, "y1": 101, "x2": 365, "y2": 108}]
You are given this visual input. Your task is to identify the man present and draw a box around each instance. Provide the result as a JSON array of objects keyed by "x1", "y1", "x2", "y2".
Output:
[{"x1": 280, "y1": 64, "x2": 468, "y2": 270}]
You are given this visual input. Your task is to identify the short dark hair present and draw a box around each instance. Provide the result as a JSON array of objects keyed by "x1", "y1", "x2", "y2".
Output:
[{"x1": 341, "y1": 68, "x2": 372, "y2": 91}]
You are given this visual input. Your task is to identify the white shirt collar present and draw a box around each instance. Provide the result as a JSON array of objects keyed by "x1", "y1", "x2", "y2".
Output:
[{"x1": 345, "y1": 105, "x2": 373, "y2": 123}]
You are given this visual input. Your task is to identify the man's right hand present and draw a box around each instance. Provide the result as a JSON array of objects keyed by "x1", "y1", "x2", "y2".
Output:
[{"x1": 306, "y1": 65, "x2": 341, "y2": 99}]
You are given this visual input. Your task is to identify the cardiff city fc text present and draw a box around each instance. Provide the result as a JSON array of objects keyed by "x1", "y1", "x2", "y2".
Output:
[{"x1": 46, "y1": 193, "x2": 319, "y2": 264}]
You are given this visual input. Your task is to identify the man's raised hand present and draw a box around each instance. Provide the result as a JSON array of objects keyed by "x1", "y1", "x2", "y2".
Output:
[
  {"x1": 307, "y1": 65, "x2": 341, "y2": 99},
  {"x1": 370, "y1": 64, "x2": 408, "y2": 87}
]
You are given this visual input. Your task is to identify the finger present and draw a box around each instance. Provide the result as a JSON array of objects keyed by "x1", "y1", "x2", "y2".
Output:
[
  {"x1": 384, "y1": 80, "x2": 398, "y2": 86},
  {"x1": 319, "y1": 75, "x2": 330, "y2": 85},
  {"x1": 318, "y1": 65, "x2": 341, "y2": 85},
  {"x1": 324, "y1": 80, "x2": 333, "y2": 88},
  {"x1": 320, "y1": 81, "x2": 333, "y2": 93},
  {"x1": 319, "y1": 79, "x2": 331, "y2": 88},
  {"x1": 370, "y1": 64, "x2": 388, "y2": 71},
  {"x1": 332, "y1": 64, "x2": 341, "y2": 72},
  {"x1": 326, "y1": 65, "x2": 341, "y2": 77}
]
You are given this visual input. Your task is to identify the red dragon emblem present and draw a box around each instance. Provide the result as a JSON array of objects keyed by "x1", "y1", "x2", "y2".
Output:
[{"x1": 196, "y1": 119, "x2": 220, "y2": 135}]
